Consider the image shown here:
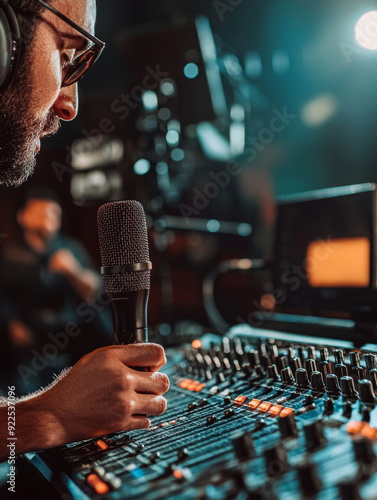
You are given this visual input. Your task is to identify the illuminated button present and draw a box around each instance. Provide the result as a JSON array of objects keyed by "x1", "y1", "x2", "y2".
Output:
[
  {"x1": 95, "y1": 440, "x2": 108, "y2": 451},
  {"x1": 280, "y1": 407, "x2": 295, "y2": 418},
  {"x1": 194, "y1": 383, "x2": 206, "y2": 392},
  {"x1": 259, "y1": 402, "x2": 273, "y2": 413},
  {"x1": 248, "y1": 399, "x2": 261, "y2": 410},
  {"x1": 86, "y1": 474, "x2": 109, "y2": 495},
  {"x1": 187, "y1": 381, "x2": 199, "y2": 391},
  {"x1": 234, "y1": 395, "x2": 247, "y2": 405},
  {"x1": 179, "y1": 379, "x2": 190, "y2": 389},
  {"x1": 360, "y1": 423, "x2": 377, "y2": 440},
  {"x1": 192, "y1": 339, "x2": 202, "y2": 349},
  {"x1": 268, "y1": 404, "x2": 283, "y2": 417},
  {"x1": 347, "y1": 420, "x2": 365, "y2": 435}
]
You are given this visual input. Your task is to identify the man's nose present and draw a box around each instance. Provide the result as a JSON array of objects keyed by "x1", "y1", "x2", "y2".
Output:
[{"x1": 52, "y1": 83, "x2": 79, "y2": 121}]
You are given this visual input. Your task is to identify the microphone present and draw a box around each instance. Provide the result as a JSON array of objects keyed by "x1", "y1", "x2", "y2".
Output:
[{"x1": 97, "y1": 200, "x2": 152, "y2": 345}]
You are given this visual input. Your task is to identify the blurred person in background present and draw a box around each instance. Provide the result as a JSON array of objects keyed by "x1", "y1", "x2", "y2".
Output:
[{"x1": 0, "y1": 189, "x2": 112, "y2": 394}]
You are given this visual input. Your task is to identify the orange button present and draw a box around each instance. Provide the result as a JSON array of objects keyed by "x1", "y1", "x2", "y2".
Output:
[
  {"x1": 268, "y1": 404, "x2": 283, "y2": 417},
  {"x1": 179, "y1": 379, "x2": 190, "y2": 389},
  {"x1": 361, "y1": 423, "x2": 377, "y2": 440},
  {"x1": 87, "y1": 474, "x2": 109, "y2": 495},
  {"x1": 280, "y1": 407, "x2": 295, "y2": 418},
  {"x1": 187, "y1": 381, "x2": 199, "y2": 391},
  {"x1": 95, "y1": 440, "x2": 108, "y2": 451},
  {"x1": 194, "y1": 383, "x2": 206, "y2": 392},
  {"x1": 259, "y1": 401, "x2": 273, "y2": 413},
  {"x1": 347, "y1": 420, "x2": 365, "y2": 435},
  {"x1": 234, "y1": 395, "x2": 247, "y2": 405},
  {"x1": 248, "y1": 399, "x2": 261, "y2": 410}
]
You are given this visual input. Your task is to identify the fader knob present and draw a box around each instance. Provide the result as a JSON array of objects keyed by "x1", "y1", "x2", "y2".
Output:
[
  {"x1": 324, "y1": 399, "x2": 334, "y2": 415},
  {"x1": 333, "y1": 349, "x2": 345, "y2": 365},
  {"x1": 338, "y1": 479, "x2": 362, "y2": 500},
  {"x1": 350, "y1": 352, "x2": 361, "y2": 368},
  {"x1": 232, "y1": 431, "x2": 255, "y2": 460},
  {"x1": 311, "y1": 371, "x2": 325, "y2": 391},
  {"x1": 365, "y1": 353, "x2": 376, "y2": 371},
  {"x1": 319, "y1": 361, "x2": 331, "y2": 377},
  {"x1": 353, "y1": 436, "x2": 376, "y2": 464},
  {"x1": 369, "y1": 368, "x2": 377, "y2": 392},
  {"x1": 290, "y1": 357, "x2": 302, "y2": 374},
  {"x1": 358, "y1": 379, "x2": 376, "y2": 404},
  {"x1": 267, "y1": 365, "x2": 279, "y2": 381},
  {"x1": 325, "y1": 374, "x2": 340, "y2": 394},
  {"x1": 264, "y1": 443, "x2": 289, "y2": 476},
  {"x1": 295, "y1": 368, "x2": 309, "y2": 388},
  {"x1": 304, "y1": 420, "x2": 326, "y2": 449},
  {"x1": 340, "y1": 376, "x2": 358, "y2": 398},
  {"x1": 305, "y1": 359, "x2": 317, "y2": 377},
  {"x1": 335, "y1": 364, "x2": 348, "y2": 379},
  {"x1": 278, "y1": 414, "x2": 298, "y2": 438},
  {"x1": 352, "y1": 366, "x2": 363, "y2": 381},
  {"x1": 297, "y1": 462, "x2": 322, "y2": 495}
]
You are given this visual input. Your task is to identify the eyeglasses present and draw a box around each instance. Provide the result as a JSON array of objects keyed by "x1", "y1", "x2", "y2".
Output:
[{"x1": 36, "y1": 0, "x2": 105, "y2": 87}]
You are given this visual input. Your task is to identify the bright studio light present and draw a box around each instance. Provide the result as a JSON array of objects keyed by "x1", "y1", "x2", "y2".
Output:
[{"x1": 355, "y1": 11, "x2": 377, "y2": 50}]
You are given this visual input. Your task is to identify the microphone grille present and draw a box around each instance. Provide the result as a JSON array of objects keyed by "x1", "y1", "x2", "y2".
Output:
[{"x1": 97, "y1": 200, "x2": 151, "y2": 293}]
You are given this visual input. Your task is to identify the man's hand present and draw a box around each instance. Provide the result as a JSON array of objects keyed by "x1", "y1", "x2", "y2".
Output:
[
  {"x1": 48, "y1": 249, "x2": 80, "y2": 276},
  {"x1": 0, "y1": 344, "x2": 169, "y2": 459},
  {"x1": 7, "y1": 319, "x2": 34, "y2": 348}
]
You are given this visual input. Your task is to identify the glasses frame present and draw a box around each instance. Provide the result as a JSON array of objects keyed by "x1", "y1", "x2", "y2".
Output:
[{"x1": 36, "y1": 0, "x2": 105, "y2": 87}]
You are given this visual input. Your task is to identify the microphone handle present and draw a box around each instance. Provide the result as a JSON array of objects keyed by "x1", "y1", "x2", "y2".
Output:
[{"x1": 110, "y1": 290, "x2": 149, "y2": 345}]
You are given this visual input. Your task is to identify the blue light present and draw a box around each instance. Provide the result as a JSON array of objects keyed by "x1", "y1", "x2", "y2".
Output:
[
  {"x1": 206, "y1": 219, "x2": 220, "y2": 233},
  {"x1": 134, "y1": 159, "x2": 151, "y2": 176},
  {"x1": 184, "y1": 63, "x2": 199, "y2": 79}
]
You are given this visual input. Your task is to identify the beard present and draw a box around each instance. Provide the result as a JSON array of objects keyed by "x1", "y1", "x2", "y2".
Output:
[{"x1": 0, "y1": 51, "x2": 60, "y2": 187}]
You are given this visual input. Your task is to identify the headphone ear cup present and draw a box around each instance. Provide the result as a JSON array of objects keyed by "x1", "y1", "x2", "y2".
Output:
[
  {"x1": 0, "y1": 7, "x2": 13, "y2": 89},
  {"x1": 0, "y1": 3, "x2": 21, "y2": 91}
]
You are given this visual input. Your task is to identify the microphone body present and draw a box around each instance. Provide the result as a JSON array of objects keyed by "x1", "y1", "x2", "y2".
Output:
[
  {"x1": 97, "y1": 200, "x2": 152, "y2": 345},
  {"x1": 110, "y1": 290, "x2": 149, "y2": 344}
]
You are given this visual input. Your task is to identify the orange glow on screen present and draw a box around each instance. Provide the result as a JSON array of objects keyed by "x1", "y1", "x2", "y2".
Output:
[{"x1": 306, "y1": 237, "x2": 370, "y2": 288}]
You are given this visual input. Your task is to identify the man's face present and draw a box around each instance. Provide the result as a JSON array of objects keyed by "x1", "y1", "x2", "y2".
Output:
[
  {"x1": 0, "y1": 0, "x2": 96, "y2": 187},
  {"x1": 18, "y1": 198, "x2": 62, "y2": 240}
]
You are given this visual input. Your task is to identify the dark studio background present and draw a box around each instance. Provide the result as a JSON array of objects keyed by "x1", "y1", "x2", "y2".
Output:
[{"x1": 1, "y1": 0, "x2": 377, "y2": 333}]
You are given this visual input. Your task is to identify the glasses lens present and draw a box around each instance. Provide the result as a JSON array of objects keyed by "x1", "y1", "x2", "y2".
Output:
[{"x1": 63, "y1": 47, "x2": 102, "y2": 87}]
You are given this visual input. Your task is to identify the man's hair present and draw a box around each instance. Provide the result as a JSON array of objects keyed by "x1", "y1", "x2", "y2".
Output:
[
  {"x1": 10, "y1": 0, "x2": 47, "y2": 49},
  {"x1": 20, "y1": 188, "x2": 62, "y2": 210}
]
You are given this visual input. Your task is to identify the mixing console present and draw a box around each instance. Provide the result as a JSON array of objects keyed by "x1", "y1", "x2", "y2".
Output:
[{"x1": 27, "y1": 327, "x2": 377, "y2": 500}]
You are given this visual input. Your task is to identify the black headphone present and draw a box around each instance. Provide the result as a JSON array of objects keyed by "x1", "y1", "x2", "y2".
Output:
[{"x1": 0, "y1": 0, "x2": 21, "y2": 91}]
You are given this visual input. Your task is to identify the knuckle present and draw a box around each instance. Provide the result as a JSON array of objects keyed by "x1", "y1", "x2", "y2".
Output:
[{"x1": 149, "y1": 343, "x2": 165, "y2": 360}]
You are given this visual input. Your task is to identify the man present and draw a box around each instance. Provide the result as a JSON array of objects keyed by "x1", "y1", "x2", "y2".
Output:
[
  {"x1": 0, "y1": 0, "x2": 169, "y2": 462},
  {"x1": 0, "y1": 189, "x2": 113, "y2": 394}
]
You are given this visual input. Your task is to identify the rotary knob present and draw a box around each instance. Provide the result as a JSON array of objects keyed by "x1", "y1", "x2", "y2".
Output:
[
  {"x1": 340, "y1": 376, "x2": 358, "y2": 398},
  {"x1": 358, "y1": 379, "x2": 375, "y2": 404},
  {"x1": 311, "y1": 371, "x2": 325, "y2": 391},
  {"x1": 353, "y1": 436, "x2": 376, "y2": 464},
  {"x1": 267, "y1": 364, "x2": 279, "y2": 381},
  {"x1": 281, "y1": 367, "x2": 294, "y2": 384},
  {"x1": 365, "y1": 353, "x2": 376, "y2": 371},
  {"x1": 325, "y1": 374, "x2": 340, "y2": 394},
  {"x1": 305, "y1": 359, "x2": 317, "y2": 377},
  {"x1": 295, "y1": 368, "x2": 309, "y2": 388}
]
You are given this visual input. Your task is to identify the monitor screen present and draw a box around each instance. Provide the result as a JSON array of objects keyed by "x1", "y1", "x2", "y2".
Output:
[{"x1": 273, "y1": 183, "x2": 377, "y2": 318}]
